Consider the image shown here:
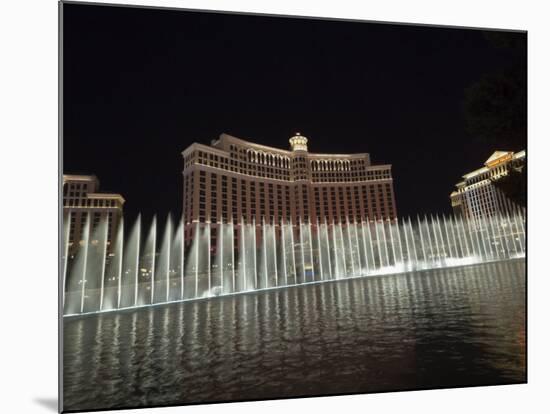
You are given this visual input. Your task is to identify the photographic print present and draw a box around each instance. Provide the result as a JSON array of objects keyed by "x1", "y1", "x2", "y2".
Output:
[{"x1": 60, "y1": 2, "x2": 526, "y2": 412}]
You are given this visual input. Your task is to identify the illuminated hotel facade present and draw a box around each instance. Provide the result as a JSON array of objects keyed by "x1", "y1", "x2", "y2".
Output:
[
  {"x1": 62, "y1": 174, "x2": 125, "y2": 253},
  {"x1": 181, "y1": 133, "x2": 397, "y2": 244},
  {"x1": 450, "y1": 150, "x2": 525, "y2": 221}
]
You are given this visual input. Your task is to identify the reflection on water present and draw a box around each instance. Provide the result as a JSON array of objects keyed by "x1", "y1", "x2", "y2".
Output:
[{"x1": 63, "y1": 260, "x2": 526, "y2": 412}]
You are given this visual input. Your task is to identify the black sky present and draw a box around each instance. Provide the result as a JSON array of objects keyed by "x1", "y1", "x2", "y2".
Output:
[{"x1": 62, "y1": 2, "x2": 526, "y2": 223}]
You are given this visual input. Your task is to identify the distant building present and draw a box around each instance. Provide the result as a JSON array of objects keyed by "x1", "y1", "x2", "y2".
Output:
[
  {"x1": 63, "y1": 174, "x2": 125, "y2": 253},
  {"x1": 450, "y1": 150, "x2": 525, "y2": 220},
  {"x1": 181, "y1": 132, "x2": 397, "y2": 244}
]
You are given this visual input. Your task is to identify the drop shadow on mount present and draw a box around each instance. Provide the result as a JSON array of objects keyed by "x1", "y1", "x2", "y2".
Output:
[{"x1": 33, "y1": 397, "x2": 58, "y2": 412}]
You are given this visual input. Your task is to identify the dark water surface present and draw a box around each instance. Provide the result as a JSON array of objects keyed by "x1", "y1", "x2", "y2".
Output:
[{"x1": 63, "y1": 260, "x2": 526, "y2": 412}]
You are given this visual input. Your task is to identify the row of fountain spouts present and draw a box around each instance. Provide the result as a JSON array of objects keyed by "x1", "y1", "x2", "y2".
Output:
[{"x1": 63, "y1": 209, "x2": 526, "y2": 316}]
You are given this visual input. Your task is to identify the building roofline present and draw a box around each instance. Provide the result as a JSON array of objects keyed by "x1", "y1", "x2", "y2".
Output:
[
  {"x1": 453, "y1": 149, "x2": 526, "y2": 187},
  {"x1": 182, "y1": 132, "x2": 373, "y2": 160},
  {"x1": 87, "y1": 193, "x2": 125, "y2": 203},
  {"x1": 218, "y1": 133, "x2": 294, "y2": 155},
  {"x1": 219, "y1": 133, "x2": 372, "y2": 158},
  {"x1": 308, "y1": 153, "x2": 372, "y2": 159},
  {"x1": 63, "y1": 174, "x2": 99, "y2": 182},
  {"x1": 181, "y1": 142, "x2": 229, "y2": 157},
  {"x1": 462, "y1": 166, "x2": 489, "y2": 179}
]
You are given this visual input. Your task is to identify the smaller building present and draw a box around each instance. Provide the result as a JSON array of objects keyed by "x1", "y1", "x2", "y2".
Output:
[
  {"x1": 450, "y1": 150, "x2": 525, "y2": 220},
  {"x1": 63, "y1": 174, "x2": 125, "y2": 253}
]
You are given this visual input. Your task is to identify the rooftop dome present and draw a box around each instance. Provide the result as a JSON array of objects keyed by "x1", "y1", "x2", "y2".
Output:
[{"x1": 289, "y1": 132, "x2": 308, "y2": 152}]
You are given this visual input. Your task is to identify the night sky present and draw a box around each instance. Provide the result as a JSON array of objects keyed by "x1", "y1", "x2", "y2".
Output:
[{"x1": 63, "y1": 2, "x2": 526, "y2": 223}]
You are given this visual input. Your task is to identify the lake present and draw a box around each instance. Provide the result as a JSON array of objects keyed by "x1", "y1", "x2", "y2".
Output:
[{"x1": 63, "y1": 259, "x2": 526, "y2": 412}]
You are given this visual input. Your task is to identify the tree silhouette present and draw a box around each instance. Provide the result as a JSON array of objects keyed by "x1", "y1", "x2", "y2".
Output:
[
  {"x1": 464, "y1": 32, "x2": 526, "y2": 206},
  {"x1": 463, "y1": 32, "x2": 526, "y2": 151}
]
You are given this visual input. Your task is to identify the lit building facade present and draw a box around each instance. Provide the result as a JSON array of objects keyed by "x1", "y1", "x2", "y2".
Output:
[
  {"x1": 450, "y1": 150, "x2": 526, "y2": 220},
  {"x1": 181, "y1": 133, "x2": 397, "y2": 244},
  {"x1": 63, "y1": 174, "x2": 125, "y2": 253}
]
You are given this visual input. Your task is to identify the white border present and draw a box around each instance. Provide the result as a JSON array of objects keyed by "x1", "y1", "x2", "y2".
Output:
[{"x1": 2, "y1": 0, "x2": 549, "y2": 413}]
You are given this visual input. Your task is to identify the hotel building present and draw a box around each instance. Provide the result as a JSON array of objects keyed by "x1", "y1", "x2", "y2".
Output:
[
  {"x1": 181, "y1": 133, "x2": 397, "y2": 244},
  {"x1": 63, "y1": 174, "x2": 125, "y2": 253},
  {"x1": 450, "y1": 150, "x2": 526, "y2": 221}
]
